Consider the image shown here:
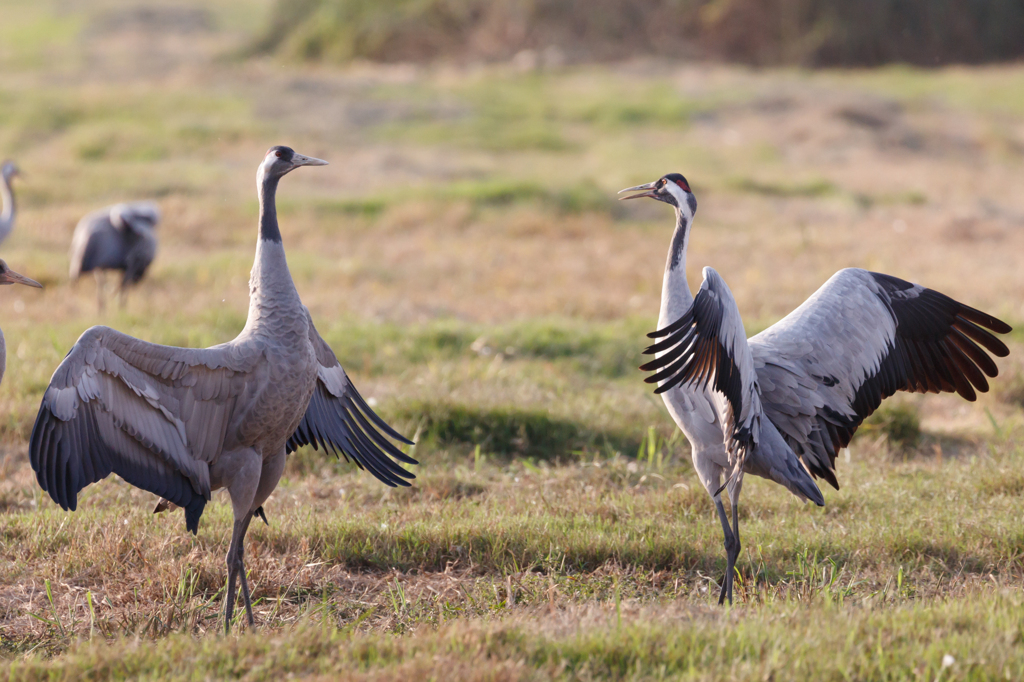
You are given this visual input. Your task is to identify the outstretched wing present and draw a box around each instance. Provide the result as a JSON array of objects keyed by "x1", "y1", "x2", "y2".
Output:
[
  {"x1": 111, "y1": 202, "x2": 160, "y2": 235},
  {"x1": 30, "y1": 326, "x2": 261, "y2": 533},
  {"x1": 286, "y1": 311, "x2": 417, "y2": 487},
  {"x1": 750, "y1": 268, "x2": 1011, "y2": 489},
  {"x1": 641, "y1": 267, "x2": 762, "y2": 477},
  {"x1": 69, "y1": 210, "x2": 123, "y2": 278}
]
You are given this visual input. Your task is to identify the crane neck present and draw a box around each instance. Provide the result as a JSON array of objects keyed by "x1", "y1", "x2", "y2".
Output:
[
  {"x1": 257, "y1": 173, "x2": 282, "y2": 243},
  {"x1": 0, "y1": 173, "x2": 14, "y2": 229},
  {"x1": 658, "y1": 205, "x2": 695, "y2": 327},
  {"x1": 245, "y1": 172, "x2": 302, "y2": 334}
]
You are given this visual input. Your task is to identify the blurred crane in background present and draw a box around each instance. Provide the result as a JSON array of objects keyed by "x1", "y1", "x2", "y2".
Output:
[
  {"x1": 68, "y1": 201, "x2": 160, "y2": 311},
  {"x1": 622, "y1": 173, "x2": 1012, "y2": 605},
  {"x1": 0, "y1": 259, "x2": 42, "y2": 387},
  {"x1": 0, "y1": 161, "x2": 21, "y2": 246}
]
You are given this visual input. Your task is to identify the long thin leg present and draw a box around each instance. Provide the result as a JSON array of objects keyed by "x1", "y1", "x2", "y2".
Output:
[
  {"x1": 93, "y1": 271, "x2": 106, "y2": 313},
  {"x1": 729, "y1": 494, "x2": 740, "y2": 603},
  {"x1": 236, "y1": 514, "x2": 255, "y2": 627},
  {"x1": 224, "y1": 517, "x2": 247, "y2": 633},
  {"x1": 715, "y1": 497, "x2": 741, "y2": 605},
  {"x1": 218, "y1": 446, "x2": 262, "y2": 634}
]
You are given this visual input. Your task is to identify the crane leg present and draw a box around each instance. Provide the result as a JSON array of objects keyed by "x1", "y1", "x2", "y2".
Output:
[
  {"x1": 218, "y1": 447, "x2": 262, "y2": 634},
  {"x1": 714, "y1": 496, "x2": 740, "y2": 605},
  {"x1": 224, "y1": 512, "x2": 256, "y2": 632},
  {"x1": 93, "y1": 271, "x2": 106, "y2": 313},
  {"x1": 236, "y1": 513, "x2": 256, "y2": 627}
]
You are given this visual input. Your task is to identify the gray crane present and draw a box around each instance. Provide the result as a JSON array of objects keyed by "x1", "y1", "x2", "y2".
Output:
[
  {"x1": 620, "y1": 173, "x2": 1011, "y2": 605},
  {"x1": 0, "y1": 161, "x2": 20, "y2": 246},
  {"x1": 0, "y1": 260, "x2": 43, "y2": 386},
  {"x1": 30, "y1": 146, "x2": 416, "y2": 633},
  {"x1": 68, "y1": 201, "x2": 160, "y2": 311}
]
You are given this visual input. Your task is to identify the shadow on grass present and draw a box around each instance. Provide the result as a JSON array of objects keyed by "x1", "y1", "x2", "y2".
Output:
[{"x1": 395, "y1": 401, "x2": 643, "y2": 461}]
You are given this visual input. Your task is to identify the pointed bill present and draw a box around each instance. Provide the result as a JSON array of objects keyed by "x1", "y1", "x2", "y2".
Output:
[
  {"x1": 292, "y1": 153, "x2": 329, "y2": 167},
  {"x1": 0, "y1": 268, "x2": 42, "y2": 288},
  {"x1": 618, "y1": 181, "x2": 658, "y2": 200}
]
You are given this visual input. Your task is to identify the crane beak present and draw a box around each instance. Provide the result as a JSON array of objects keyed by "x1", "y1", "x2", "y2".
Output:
[
  {"x1": 0, "y1": 268, "x2": 42, "y2": 288},
  {"x1": 617, "y1": 181, "x2": 658, "y2": 200},
  {"x1": 291, "y1": 153, "x2": 329, "y2": 168}
]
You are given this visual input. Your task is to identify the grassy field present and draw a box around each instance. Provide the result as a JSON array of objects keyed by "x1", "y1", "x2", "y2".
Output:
[{"x1": 2, "y1": 0, "x2": 1024, "y2": 679}]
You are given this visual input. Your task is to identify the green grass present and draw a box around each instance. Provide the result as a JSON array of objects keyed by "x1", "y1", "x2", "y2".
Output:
[
  {"x1": 368, "y1": 72, "x2": 729, "y2": 152},
  {"x1": 2, "y1": 0, "x2": 1024, "y2": 678},
  {"x1": 393, "y1": 400, "x2": 645, "y2": 460},
  {"x1": 9, "y1": 592, "x2": 1024, "y2": 680},
  {"x1": 6, "y1": 436, "x2": 1024, "y2": 676},
  {"x1": 864, "y1": 403, "x2": 923, "y2": 452}
]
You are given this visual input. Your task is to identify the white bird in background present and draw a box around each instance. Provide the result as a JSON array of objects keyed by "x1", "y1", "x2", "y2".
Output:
[
  {"x1": 30, "y1": 146, "x2": 416, "y2": 633},
  {"x1": 620, "y1": 173, "x2": 1011, "y2": 605},
  {"x1": 0, "y1": 259, "x2": 43, "y2": 386},
  {"x1": 0, "y1": 161, "x2": 21, "y2": 246},
  {"x1": 68, "y1": 201, "x2": 160, "y2": 311}
]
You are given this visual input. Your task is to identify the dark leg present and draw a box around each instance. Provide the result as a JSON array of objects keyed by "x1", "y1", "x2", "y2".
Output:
[
  {"x1": 236, "y1": 514, "x2": 255, "y2": 627},
  {"x1": 729, "y1": 494, "x2": 740, "y2": 603},
  {"x1": 218, "y1": 446, "x2": 263, "y2": 634},
  {"x1": 715, "y1": 497, "x2": 740, "y2": 605},
  {"x1": 94, "y1": 271, "x2": 106, "y2": 313},
  {"x1": 224, "y1": 513, "x2": 254, "y2": 633}
]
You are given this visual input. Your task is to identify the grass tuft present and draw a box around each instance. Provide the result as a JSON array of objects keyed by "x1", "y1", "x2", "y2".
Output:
[
  {"x1": 863, "y1": 403, "x2": 922, "y2": 452},
  {"x1": 395, "y1": 400, "x2": 641, "y2": 460}
]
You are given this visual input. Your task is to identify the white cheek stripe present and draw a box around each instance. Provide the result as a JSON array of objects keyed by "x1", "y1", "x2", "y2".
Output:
[
  {"x1": 257, "y1": 153, "x2": 276, "y2": 185},
  {"x1": 664, "y1": 181, "x2": 688, "y2": 211}
]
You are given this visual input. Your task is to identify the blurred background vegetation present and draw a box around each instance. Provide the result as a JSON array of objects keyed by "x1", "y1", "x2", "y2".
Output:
[{"x1": 254, "y1": 0, "x2": 1024, "y2": 66}]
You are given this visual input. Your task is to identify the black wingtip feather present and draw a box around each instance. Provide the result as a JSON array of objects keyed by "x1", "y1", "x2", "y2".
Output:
[
  {"x1": 349, "y1": 388, "x2": 415, "y2": 446},
  {"x1": 646, "y1": 310, "x2": 693, "y2": 339},
  {"x1": 788, "y1": 276, "x2": 1012, "y2": 491},
  {"x1": 956, "y1": 305, "x2": 1012, "y2": 335},
  {"x1": 291, "y1": 381, "x2": 418, "y2": 488}
]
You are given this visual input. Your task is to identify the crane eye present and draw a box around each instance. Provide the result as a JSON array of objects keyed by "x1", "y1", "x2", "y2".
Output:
[{"x1": 275, "y1": 151, "x2": 283, "y2": 158}]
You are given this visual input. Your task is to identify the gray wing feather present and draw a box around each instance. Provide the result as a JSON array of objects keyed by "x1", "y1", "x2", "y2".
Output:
[
  {"x1": 642, "y1": 268, "x2": 823, "y2": 506},
  {"x1": 287, "y1": 310, "x2": 417, "y2": 487},
  {"x1": 29, "y1": 326, "x2": 260, "y2": 534},
  {"x1": 750, "y1": 268, "x2": 1011, "y2": 489}
]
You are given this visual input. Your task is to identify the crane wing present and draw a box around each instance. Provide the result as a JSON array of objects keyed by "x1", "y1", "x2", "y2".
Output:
[
  {"x1": 641, "y1": 269, "x2": 824, "y2": 504},
  {"x1": 641, "y1": 267, "x2": 762, "y2": 479},
  {"x1": 111, "y1": 202, "x2": 160, "y2": 234},
  {"x1": 286, "y1": 311, "x2": 417, "y2": 487},
  {"x1": 29, "y1": 326, "x2": 262, "y2": 533},
  {"x1": 749, "y1": 268, "x2": 1011, "y2": 489},
  {"x1": 69, "y1": 211, "x2": 123, "y2": 278}
]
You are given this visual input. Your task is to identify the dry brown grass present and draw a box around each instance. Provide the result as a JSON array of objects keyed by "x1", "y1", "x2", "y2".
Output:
[{"x1": 1, "y1": 0, "x2": 1023, "y2": 678}]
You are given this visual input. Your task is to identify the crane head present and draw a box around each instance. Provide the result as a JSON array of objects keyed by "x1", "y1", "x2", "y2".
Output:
[
  {"x1": 1, "y1": 161, "x2": 19, "y2": 182},
  {"x1": 0, "y1": 260, "x2": 42, "y2": 288},
  {"x1": 618, "y1": 173, "x2": 695, "y2": 214},
  {"x1": 259, "y1": 146, "x2": 328, "y2": 183}
]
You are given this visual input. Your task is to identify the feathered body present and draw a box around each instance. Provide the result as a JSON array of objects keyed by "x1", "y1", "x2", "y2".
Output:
[
  {"x1": 30, "y1": 147, "x2": 415, "y2": 631},
  {"x1": 69, "y1": 202, "x2": 159, "y2": 282},
  {"x1": 622, "y1": 173, "x2": 1011, "y2": 604}
]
